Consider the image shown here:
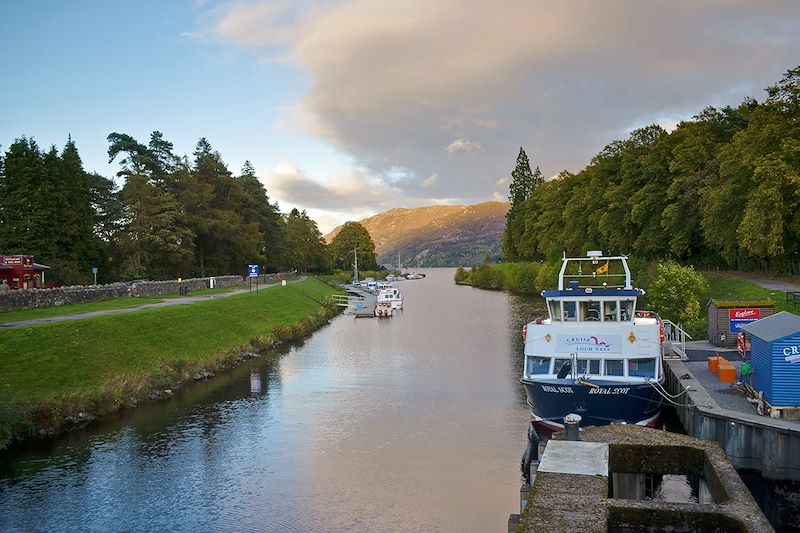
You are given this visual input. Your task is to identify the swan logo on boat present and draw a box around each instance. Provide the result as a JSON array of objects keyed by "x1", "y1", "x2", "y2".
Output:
[{"x1": 556, "y1": 335, "x2": 622, "y2": 353}]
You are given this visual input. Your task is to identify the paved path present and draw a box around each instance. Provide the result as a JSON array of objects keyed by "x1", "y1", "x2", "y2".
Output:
[
  {"x1": 0, "y1": 277, "x2": 306, "y2": 329},
  {"x1": 714, "y1": 271, "x2": 800, "y2": 293}
]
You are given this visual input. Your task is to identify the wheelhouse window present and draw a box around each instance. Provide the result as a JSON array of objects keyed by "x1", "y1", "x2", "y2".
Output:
[
  {"x1": 620, "y1": 300, "x2": 635, "y2": 321},
  {"x1": 604, "y1": 359, "x2": 624, "y2": 376},
  {"x1": 603, "y1": 301, "x2": 618, "y2": 322},
  {"x1": 549, "y1": 301, "x2": 561, "y2": 322},
  {"x1": 628, "y1": 358, "x2": 656, "y2": 378},
  {"x1": 563, "y1": 301, "x2": 577, "y2": 321},
  {"x1": 582, "y1": 301, "x2": 601, "y2": 321},
  {"x1": 526, "y1": 357, "x2": 551, "y2": 375}
]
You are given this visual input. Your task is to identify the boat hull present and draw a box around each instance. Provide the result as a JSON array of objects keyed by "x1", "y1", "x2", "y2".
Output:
[{"x1": 521, "y1": 379, "x2": 663, "y2": 439}]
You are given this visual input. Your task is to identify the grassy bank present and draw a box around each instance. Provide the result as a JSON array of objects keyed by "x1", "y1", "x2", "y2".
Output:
[{"x1": 0, "y1": 277, "x2": 341, "y2": 450}]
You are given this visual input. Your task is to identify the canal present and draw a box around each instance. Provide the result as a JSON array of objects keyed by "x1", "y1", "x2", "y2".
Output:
[{"x1": 0, "y1": 269, "x2": 539, "y2": 532}]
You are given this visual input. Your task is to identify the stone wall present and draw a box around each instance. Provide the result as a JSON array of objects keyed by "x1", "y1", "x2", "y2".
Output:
[
  {"x1": 0, "y1": 276, "x2": 245, "y2": 312},
  {"x1": 0, "y1": 283, "x2": 130, "y2": 312},
  {"x1": 131, "y1": 276, "x2": 244, "y2": 297}
]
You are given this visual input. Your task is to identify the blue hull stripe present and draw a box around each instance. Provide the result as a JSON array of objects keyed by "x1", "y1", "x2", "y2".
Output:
[{"x1": 521, "y1": 380, "x2": 663, "y2": 427}]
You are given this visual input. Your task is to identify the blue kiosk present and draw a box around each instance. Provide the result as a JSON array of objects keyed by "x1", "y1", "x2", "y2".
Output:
[{"x1": 741, "y1": 311, "x2": 800, "y2": 408}]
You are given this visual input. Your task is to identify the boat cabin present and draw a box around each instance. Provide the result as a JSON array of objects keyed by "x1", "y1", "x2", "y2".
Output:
[{"x1": 523, "y1": 251, "x2": 662, "y2": 383}]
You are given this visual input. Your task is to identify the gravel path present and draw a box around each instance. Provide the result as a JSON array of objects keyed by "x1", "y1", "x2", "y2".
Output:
[{"x1": 714, "y1": 271, "x2": 800, "y2": 293}]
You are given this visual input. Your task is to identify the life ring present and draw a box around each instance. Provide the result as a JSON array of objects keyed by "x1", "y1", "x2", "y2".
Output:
[{"x1": 737, "y1": 333, "x2": 745, "y2": 354}]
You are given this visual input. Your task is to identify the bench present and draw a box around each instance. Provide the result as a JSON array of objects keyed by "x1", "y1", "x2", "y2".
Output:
[{"x1": 787, "y1": 291, "x2": 800, "y2": 308}]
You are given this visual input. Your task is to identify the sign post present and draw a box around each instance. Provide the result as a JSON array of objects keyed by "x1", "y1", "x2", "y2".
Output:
[
  {"x1": 91, "y1": 267, "x2": 98, "y2": 285},
  {"x1": 248, "y1": 264, "x2": 260, "y2": 292}
]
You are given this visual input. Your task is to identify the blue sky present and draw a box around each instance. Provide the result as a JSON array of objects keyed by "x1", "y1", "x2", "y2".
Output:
[{"x1": 2, "y1": 1, "x2": 800, "y2": 233}]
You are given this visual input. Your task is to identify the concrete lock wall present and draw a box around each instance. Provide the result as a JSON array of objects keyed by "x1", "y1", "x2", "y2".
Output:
[
  {"x1": 0, "y1": 283, "x2": 130, "y2": 312},
  {"x1": 664, "y1": 359, "x2": 800, "y2": 481}
]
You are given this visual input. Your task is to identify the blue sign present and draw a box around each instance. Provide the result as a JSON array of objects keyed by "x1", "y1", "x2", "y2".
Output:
[
  {"x1": 91, "y1": 267, "x2": 98, "y2": 274},
  {"x1": 248, "y1": 264, "x2": 260, "y2": 278}
]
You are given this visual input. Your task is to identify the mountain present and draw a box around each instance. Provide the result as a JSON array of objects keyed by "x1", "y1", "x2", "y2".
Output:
[{"x1": 325, "y1": 201, "x2": 510, "y2": 267}]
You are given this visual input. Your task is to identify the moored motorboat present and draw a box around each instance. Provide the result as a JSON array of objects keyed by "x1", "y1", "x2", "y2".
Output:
[
  {"x1": 375, "y1": 300, "x2": 393, "y2": 317},
  {"x1": 377, "y1": 285, "x2": 403, "y2": 309},
  {"x1": 520, "y1": 251, "x2": 665, "y2": 439}
]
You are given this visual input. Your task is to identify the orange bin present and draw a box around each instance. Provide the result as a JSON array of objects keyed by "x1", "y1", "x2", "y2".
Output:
[
  {"x1": 718, "y1": 360, "x2": 736, "y2": 384},
  {"x1": 707, "y1": 356, "x2": 721, "y2": 374}
]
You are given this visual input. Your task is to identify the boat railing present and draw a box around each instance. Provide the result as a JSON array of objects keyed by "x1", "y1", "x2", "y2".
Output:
[
  {"x1": 557, "y1": 252, "x2": 633, "y2": 290},
  {"x1": 662, "y1": 319, "x2": 691, "y2": 360}
]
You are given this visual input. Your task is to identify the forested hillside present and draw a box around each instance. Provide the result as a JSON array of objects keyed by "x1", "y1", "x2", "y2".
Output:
[
  {"x1": 326, "y1": 202, "x2": 509, "y2": 267},
  {"x1": 0, "y1": 133, "x2": 329, "y2": 284},
  {"x1": 503, "y1": 67, "x2": 800, "y2": 274}
]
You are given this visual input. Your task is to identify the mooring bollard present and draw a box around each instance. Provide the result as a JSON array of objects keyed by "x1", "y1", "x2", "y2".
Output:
[{"x1": 564, "y1": 413, "x2": 581, "y2": 441}]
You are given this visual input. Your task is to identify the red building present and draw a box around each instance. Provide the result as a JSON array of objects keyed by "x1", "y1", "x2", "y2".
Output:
[{"x1": 0, "y1": 255, "x2": 50, "y2": 290}]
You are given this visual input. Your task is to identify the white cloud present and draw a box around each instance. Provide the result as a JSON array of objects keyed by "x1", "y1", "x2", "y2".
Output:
[
  {"x1": 206, "y1": 0, "x2": 800, "y2": 208},
  {"x1": 421, "y1": 173, "x2": 438, "y2": 188},
  {"x1": 446, "y1": 137, "x2": 482, "y2": 155}
]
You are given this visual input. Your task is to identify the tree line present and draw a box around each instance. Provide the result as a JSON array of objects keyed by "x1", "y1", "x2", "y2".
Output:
[
  {"x1": 503, "y1": 66, "x2": 800, "y2": 274},
  {"x1": 0, "y1": 132, "x2": 377, "y2": 284}
]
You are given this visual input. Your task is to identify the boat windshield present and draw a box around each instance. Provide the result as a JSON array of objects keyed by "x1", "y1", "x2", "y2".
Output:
[
  {"x1": 620, "y1": 300, "x2": 635, "y2": 321},
  {"x1": 526, "y1": 357, "x2": 551, "y2": 374},
  {"x1": 628, "y1": 358, "x2": 656, "y2": 377}
]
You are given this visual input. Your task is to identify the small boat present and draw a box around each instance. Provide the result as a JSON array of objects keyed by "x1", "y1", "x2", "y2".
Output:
[
  {"x1": 520, "y1": 251, "x2": 665, "y2": 439},
  {"x1": 375, "y1": 300, "x2": 393, "y2": 318},
  {"x1": 377, "y1": 286, "x2": 403, "y2": 309}
]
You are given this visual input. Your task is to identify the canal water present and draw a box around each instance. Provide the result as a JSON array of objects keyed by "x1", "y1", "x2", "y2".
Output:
[{"x1": 0, "y1": 269, "x2": 538, "y2": 532}]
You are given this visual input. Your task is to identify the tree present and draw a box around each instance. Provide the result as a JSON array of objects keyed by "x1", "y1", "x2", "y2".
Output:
[
  {"x1": 0, "y1": 137, "x2": 49, "y2": 256},
  {"x1": 646, "y1": 262, "x2": 709, "y2": 335},
  {"x1": 328, "y1": 221, "x2": 377, "y2": 271},
  {"x1": 236, "y1": 161, "x2": 286, "y2": 271},
  {"x1": 117, "y1": 175, "x2": 195, "y2": 279},
  {"x1": 284, "y1": 208, "x2": 329, "y2": 272},
  {"x1": 504, "y1": 147, "x2": 543, "y2": 260}
]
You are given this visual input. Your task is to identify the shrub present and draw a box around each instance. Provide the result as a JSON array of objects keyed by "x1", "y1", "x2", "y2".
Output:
[
  {"x1": 507, "y1": 263, "x2": 540, "y2": 294},
  {"x1": 454, "y1": 267, "x2": 468, "y2": 283},
  {"x1": 647, "y1": 261, "x2": 709, "y2": 325}
]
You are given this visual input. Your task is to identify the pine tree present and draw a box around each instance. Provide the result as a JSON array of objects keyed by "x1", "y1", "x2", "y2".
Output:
[{"x1": 503, "y1": 147, "x2": 543, "y2": 260}]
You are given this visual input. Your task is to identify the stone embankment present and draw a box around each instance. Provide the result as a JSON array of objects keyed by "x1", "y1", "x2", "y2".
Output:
[
  {"x1": 0, "y1": 275, "x2": 244, "y2": 312},
  {"x1": 130, "y1": 276, "x2": 243, "y2": 297},
  {"x1": 0, "y1": 283, "x2": 129, "y2": 312}
]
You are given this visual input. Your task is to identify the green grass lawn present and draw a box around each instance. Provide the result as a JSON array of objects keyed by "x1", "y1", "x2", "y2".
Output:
[
  {"x1": 0, "y1": 278, "x2": 338, "y2": 403},
  {"x1": 704, "y1": 273, "x2": 798, "y2": 315}
]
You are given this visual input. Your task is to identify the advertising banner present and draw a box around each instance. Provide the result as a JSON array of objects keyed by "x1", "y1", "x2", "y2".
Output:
[{"x1": 728, "y1": 308, "x2": 760, "y2": 333}]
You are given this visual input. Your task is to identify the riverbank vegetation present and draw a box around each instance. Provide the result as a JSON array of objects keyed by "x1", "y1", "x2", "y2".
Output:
[
  {"x1": 502, "y1": 66, "x2": 800, "y2": 274},
  {"x1": 456, "y1": 260, "x2": 798, "y2": 338},
  {"x1": 0, "y1": 278, "x2": 340, "y2": 451}
]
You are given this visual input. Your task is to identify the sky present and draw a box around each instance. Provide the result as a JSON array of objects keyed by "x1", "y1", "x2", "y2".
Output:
[{"x1": 2, "y1": 1, "x2": 799, "y2": 234}]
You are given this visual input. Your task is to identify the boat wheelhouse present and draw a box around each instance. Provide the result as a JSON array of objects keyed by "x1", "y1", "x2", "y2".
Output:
[
  {"x1": 520, "y1": 251, "x2": 665, "y2": 439},
  {"x1": 377, "y1": 285, "x2": 403, "y2": 309}
]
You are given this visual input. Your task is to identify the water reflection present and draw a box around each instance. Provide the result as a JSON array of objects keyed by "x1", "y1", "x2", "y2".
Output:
[{"x1": 0, "y1": 269, "x2": 531, "y2": 532}]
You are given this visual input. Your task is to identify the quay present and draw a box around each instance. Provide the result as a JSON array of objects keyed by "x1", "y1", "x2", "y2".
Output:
[
  {"x1": 509, "y1": 424, "x2": 772, "y2": 532},
  {"x1": 663, "y1": 351, "x2": 800, "y2": 482}
]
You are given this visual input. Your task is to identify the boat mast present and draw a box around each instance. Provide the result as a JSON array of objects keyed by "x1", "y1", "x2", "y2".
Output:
[{"x1": 353, "y1": 247, "x2": 359, "y2": 282}]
